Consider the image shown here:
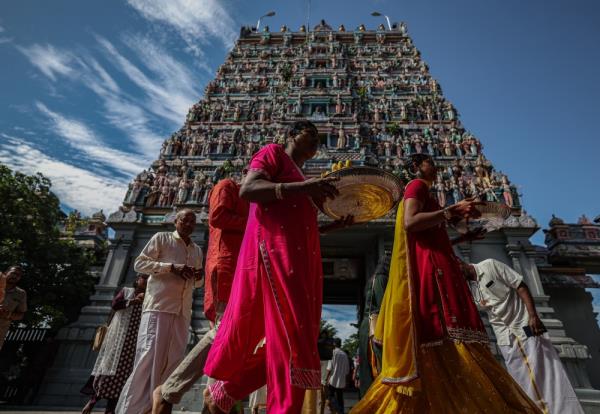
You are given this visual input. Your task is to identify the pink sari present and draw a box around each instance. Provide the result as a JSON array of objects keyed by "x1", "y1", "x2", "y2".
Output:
[{"x1": 204, "y1": 144, "x2": 322, "y2": 413}]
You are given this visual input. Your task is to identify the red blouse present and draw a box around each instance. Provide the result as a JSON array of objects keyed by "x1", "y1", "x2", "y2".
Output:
[{"x1": 404, "y1": 179, "x2": 487, "y2": 345}]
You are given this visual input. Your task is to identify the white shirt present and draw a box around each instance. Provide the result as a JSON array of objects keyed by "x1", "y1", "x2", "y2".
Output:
[
  {"x1": 472, "y1": 259, "x2": 529, "y2": 346},
  {"x1": 134, "y1": 231, "x2": 203, "y2": 320},
  {"x1": 327, "y1": 347, "x2": 350, "y2": 389}
]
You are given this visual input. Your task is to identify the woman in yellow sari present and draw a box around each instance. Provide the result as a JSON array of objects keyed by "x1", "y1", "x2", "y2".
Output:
[{"x1": 351, "y1": 154, "x2": 540, "y2": 413}]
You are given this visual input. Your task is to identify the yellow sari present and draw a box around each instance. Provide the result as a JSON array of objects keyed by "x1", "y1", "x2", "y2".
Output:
[{"x1": 350, "y1": 201, "x2": 541, "y2": 413}]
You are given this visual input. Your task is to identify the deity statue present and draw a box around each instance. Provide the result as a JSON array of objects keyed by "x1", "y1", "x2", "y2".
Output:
[
  {"x1": 373, "y1": 106, "x2": 381, "y2": 122},
  {"x1": 295, "y1": 92, "x2": 303, "y2": 115},
  {"x1": 145, "y1": 184, "x2": 160, "y2": 207},
  {"x1": 384, "y1": 140, "x2": 392, "y2": 158},
  {"x1": 402, "y1": 138, "x2": 411, "y2": 156},
  {"x1": 435, "y1": 175, "x2": 447, "y2": 207},
  {"x1": 176, "y1": 179, "x2": 190, "y2": 204},
  {"x1": 451, "y1": 181, "x2": 463, "y2": 203},
  {"x1": 126, "y1": 179, "x2": 143, "y2": 205},
  {"x1": 400, "y1": 104, "x2": 407, "y2": 121},
  {"x1": 201, "y1": 182, "x2": 213, "y2": 204},
  {"x1": 578, "y1": 214, "x2": 592, "y2": 225},
  {"x1": 158, "y1": 183, "x2": 170, "y2": 207},
  {"x1": 442, "y1": 137, "x2": 453, "y2": 157},
  {"x1": 413, "y1": 135, "x2": 423, "y2": 154},
  {"x1": 501, "y1": 175, "x2": 514, "y2": 207},
  {"x1": 336, "y1": 124, "x2": 346, "y2": 149},
  {"x1": 335, "y1": 93, "x2": 344, "y2": 114}
]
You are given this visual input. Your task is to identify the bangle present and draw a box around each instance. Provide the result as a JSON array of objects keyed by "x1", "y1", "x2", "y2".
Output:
[
  {"x1": 442, "y1": 208, "x2": 452, "y2": 221},
  {"x1": 275, "y1": 183, "x2": 284, "y2": 200}
]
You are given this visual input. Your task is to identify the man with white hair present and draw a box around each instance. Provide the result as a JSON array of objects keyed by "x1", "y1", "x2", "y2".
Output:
[
  {"x1": 116, "y1": 209, "x2": 203, "y2": 414},
  {"x1": 462, "y1": 258, "x2": 583, "y2": 414}
]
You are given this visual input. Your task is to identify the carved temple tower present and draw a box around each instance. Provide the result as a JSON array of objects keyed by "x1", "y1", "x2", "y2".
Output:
[{"x1": 36, "y1": 20, "x2": 600, "y2": 411}]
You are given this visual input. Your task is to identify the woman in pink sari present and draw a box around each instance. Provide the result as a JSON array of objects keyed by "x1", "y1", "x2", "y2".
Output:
[{"x1": 203, "y1": 120, "x2": 351, "y2": 414}]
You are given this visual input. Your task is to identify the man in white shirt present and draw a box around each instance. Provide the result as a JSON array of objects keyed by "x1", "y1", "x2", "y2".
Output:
[
  {"x1": 116, "y1": 209, "x2": 203, "y2": 414},
  {"x1": 325, "y1": 338, "x2": 350, "y2": 414},
  {"x1": 463, "y1": 258, "x2": 583, "y2": 414}
]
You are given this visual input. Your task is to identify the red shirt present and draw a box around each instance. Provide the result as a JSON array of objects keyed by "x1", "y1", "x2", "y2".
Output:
[{"x1": 204, "y1": 179, "x2": 249, "y2": 322}]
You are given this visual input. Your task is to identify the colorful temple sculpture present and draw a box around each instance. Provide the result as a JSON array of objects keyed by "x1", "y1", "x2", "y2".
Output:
[{"x1": 36, "y1": 20, "x2": 600, "y2": 411}]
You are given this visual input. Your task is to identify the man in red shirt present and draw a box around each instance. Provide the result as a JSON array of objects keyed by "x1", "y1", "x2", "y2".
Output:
[
  {"x1": 204, "y1": 175, "x2": 249, "y2": 324},
  {"x1": 153, "y1": 174, "x2": 249, "y2": 414}
]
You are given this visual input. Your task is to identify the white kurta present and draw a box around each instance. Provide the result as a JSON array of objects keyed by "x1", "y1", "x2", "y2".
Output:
[{"x1": 116, "y1": 231, "x2": 202, "y2": 414}]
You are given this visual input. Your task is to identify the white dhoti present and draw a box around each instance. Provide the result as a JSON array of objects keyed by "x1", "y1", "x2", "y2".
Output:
[
  {"x1": 249, "y1": 385, "x2": 267, "y2": 411},
  {"x1": 116, "y1": 311, "x2": 190, "y2": 414},
  {"x1": 499, "y1": 335, "x2": 584, "y2": 414}
]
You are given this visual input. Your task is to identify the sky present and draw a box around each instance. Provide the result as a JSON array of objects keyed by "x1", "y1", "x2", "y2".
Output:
[{"x1": 1, "y1": 0, "x2": 599, "y2": 336}]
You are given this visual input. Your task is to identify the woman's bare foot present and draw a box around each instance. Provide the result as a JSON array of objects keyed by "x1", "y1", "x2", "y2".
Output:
[
  {"x1": 202, "y1": 388, "x2": 225, "y2": 414},
  {"x1": 81, "y1": 399, "x2": 95, "y2": 414},
  {"x1": 152, "y1": 385, "x2": 173, "y2": 414}
]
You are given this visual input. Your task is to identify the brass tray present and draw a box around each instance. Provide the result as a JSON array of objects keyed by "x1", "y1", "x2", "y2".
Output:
[
  {"x1": 451, "y1": 202, "x2": 512, "y2": 234},
  {"x1": 319, "y1": 167, "x2": 403, "y2": 223}
]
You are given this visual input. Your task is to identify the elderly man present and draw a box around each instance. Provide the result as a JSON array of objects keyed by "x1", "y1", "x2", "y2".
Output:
[
  {"x1": 0, "y1": 266, "x2": 27, "y2": 350},
  {"x1": 152, "y1": 176, "x2": 249, "y2": 414},
  {"x1": 116, "y1": 209, "x2": 203, "y2": 414},
  {"x1": 463, "y1": 258, "x2": 584, "y2": 414}
]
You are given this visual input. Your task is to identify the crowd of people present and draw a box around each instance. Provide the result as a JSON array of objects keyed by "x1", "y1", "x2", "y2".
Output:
[{"x1": 73, "y1": 120, "x2": 582, "y2": 414}]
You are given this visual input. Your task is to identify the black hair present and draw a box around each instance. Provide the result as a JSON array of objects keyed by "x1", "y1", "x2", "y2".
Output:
[
  {"x1": 287, "y1": 119, "x2": 318, "y2": 139},
  {"x1": 334, "y1": 337, "x2": 342, "y2": 347},
  {"x1": 407, "y1": 153, "x2": 434, "y2": 177},
  {"x1": 133, "y1": 273, "x2": 149, "y2": 288}
]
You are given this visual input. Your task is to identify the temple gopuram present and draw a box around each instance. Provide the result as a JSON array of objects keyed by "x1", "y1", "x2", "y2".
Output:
[{"x1": 36, "y1": 20, "x2": 600, "y2": 410}]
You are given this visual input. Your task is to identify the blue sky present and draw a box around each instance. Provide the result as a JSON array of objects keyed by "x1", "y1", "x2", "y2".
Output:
[{"x1": 1, "y1": 1, "x2": 599, "y2": 333}]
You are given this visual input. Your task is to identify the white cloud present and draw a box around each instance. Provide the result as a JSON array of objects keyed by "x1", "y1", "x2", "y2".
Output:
[
  {"x1": 125, "y1": 0, "x2": 237, "y2": 58},
  {"x1": 35, "y1": 102, "x2": 147, "y2": 177},
  {"x1": 0, "y1": 135, "x2": 127, "y2": 215},
  {"x1": 17, "y1": 44, "x2": 74, "y2": 81},
  {"x1": 96, "y1": 34, "x2": 198, "y2": 126},
  {"x1": 322, "y1": 305, "x2": 358, "y2": 342}
]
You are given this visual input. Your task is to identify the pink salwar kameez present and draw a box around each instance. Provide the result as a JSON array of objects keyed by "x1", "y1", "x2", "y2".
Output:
[{"x1": 204, "y1": 144, "x2": 323, "y2": 414}]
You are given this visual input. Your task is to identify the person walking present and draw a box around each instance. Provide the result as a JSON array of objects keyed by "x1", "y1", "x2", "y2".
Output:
[
  {"x1": 81, "y1": 274, "x2": 148, "y2": 414},
  {"x1": 325, "y1": 338, "x2": 350, "y2": 414},
  {"x1": 152, "y1": 176, "x2": 249, "y2": 414},
  {"x1": 351, "y1": 154, "x2": 541, "y2": 413},
  {"x1": 202, "y1": 120, "x2": 351, "y2": 414},
  {"x1": 116, "y1": 209, "x2": 203, "y2": 414},
  {"x1": 463, "y1": 258, "x2": 584, "y2": 414}
]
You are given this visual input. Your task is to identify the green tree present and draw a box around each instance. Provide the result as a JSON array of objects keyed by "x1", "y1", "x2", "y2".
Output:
[
  {"x1": 320, "y1": 319, "x2": 338, "y2": 340},
  {"x1": 0, "y1": 164, "x2": 95, "y2": 333},
  {"x1": 342, "y1": 330, "x2": 359, "y2": 356}
]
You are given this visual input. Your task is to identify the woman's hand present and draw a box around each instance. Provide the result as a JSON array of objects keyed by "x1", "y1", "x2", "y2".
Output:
[
  {"x1": 300, "y1": 176, "x2": 340, "y2": 202},
  {"x1": 447, "y1": 199, "x2": 484, "y2": 220}
]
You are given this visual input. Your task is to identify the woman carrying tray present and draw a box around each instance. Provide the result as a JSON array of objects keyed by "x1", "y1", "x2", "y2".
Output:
[
  {"x1": 203, "y1": 120, "x2": 352, "y2": 414},
  {"x1": 351, "y1": 153, "x2": 541, "y2": 413}
]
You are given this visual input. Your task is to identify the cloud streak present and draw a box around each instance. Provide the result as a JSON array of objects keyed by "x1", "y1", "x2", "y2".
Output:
[
  {"x1": 35, "y1": 102, "x2": 146, "y2": 177},
  {"x1": 125, "y1": 0, "x2": 237, "y2": 58},
  {"x1": 17, "y1": 44, "x2": 74, "y2": 81},
  {"x1": 0, "y1": 135, "x2": 127, "y2": 215}
]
